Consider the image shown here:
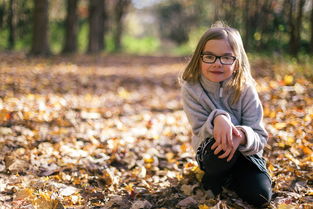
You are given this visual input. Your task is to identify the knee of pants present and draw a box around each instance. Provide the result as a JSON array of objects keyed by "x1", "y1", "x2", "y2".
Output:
[
  {"x1": 242, "y1": 182, "x2": 272, "y2": 207},
  {"x1": 201, "y1": 140, "x2": 240, "y2": 175}
]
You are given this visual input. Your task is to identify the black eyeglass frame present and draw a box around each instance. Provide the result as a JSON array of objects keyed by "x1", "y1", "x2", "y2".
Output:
[{"x1": 200, "y1": 54, "x2": 237, "y2": 65}]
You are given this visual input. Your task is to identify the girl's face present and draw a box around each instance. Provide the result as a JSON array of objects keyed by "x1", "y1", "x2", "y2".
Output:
[{"x1": 200, "y1": 39, "x2": 236, "y2": 83}]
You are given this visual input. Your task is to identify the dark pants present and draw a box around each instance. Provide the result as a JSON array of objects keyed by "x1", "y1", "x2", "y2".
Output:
[{"x1": 196, "y1": 138, "x2": 272, "y2": 207}]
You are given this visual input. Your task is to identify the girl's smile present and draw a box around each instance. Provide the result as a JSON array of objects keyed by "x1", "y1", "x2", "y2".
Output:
[{"x1": 200, "y1": 39, "x2": 236, "y2": 83}]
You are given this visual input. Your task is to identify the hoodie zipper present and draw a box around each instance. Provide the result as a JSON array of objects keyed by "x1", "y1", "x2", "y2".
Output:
[{"x1": 219, "y1": 81, "x2": 223, "y2": 98}]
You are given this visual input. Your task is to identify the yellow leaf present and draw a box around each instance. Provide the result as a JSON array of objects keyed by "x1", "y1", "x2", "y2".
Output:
[
  {"x1": 15, "y1": 188, "x2": 35, "y2": 200},
  {"x1": 180, "y1": 143, "x2": 187, "y2": 152},
  {"x1": 284, "y1": 75, "x2": 294, "y2": 85},
  {"x1": 143, "y1": 155, "x2": 154, "y2": 164},
  {"x1": 198, "y1": 204, "x2": 210, "y2": 209},
  {"x1": 299, "y1": 145, "x2": 313, "y2": 155},
  {"x1": 0, "y1": 109, "x2": 10, "y2": 121},
  {"x1": 269, "y1": 111, "x2": 276, "y2": 118},
  {"x1": 304, "y1": 114, "x2": 312, "y2": 122},
  {"x1": 277, "y1": 203, "x2": 296, "y2": 209},
  {"x1": 118, "y1": 87, "x2": 130, "y2": 99},
  {"x1": 33, "y1": 194, "x2": 62, "y2": 209},
  {"x1": 184, "y1": 162, "x2": 196, "y2": 169},
  {"x1": 268, "y1": 163, "x2": 276, "y2": 172},
  {"x1": 166, "y1": 152, "x2": 175, "y2": 162},
  {"x1": 192, "y1": 165, "x2": 204, "y2": 182},
  {"x1": 285, "y1": 137, "x2": 295, "y2": 146},
  {"x1": 275, "y1": 122, "x2": 287, "y2": 130},
  {"x1": 125, "y1": 183, "x2": 134, "y2": 194}
]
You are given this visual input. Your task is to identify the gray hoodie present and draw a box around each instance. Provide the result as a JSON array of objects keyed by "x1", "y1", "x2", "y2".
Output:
[{"x1": 181, "y1": 75, "x2": 268, "y2": 157}]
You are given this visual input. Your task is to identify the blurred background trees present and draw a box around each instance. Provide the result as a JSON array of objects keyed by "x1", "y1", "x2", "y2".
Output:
[{"x1": 0, "y1": 0, "x2": 312, "y2": 57}]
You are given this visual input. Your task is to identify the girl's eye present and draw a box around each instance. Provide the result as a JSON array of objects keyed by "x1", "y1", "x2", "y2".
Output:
[
  {"x1": 204, "y1": 55, "x2": 215, "y2": 60},
  {"x1": 222, "y1": 56, "x2": 233, "y2": 61}
]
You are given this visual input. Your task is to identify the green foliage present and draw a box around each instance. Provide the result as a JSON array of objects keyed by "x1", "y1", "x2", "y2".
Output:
[
  {"x1": 104, "y1": 34, "x2": 116, "y2": 53},
  {"x1": 0, "y1": 28, "x2": 9, "y2": 49},
  {"x1": 157, "y1": 1, "x2": 189, "y2": 44},
  {"x1": 248, "y1": 52, "x2": 313, "y2": 79},
  {"x1": 77, "y1": 20, "x2": 88, "y2": 53},
  {"x1": 122, "y1": 35, "x2": 160, "y2": 55},
  {"x1": 170, "y1": 44, "x2": 194, "y2": 56},
  {"x1": 0, "y1": 0, "x2": 312, "y2": 58},
  {"x1": 50, "y1": 21, "x2": 65, "y2": 54}
]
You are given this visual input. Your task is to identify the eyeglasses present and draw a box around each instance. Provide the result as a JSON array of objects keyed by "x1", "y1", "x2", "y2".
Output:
[{"x1": 200, "y1": 54, "x2": 237, "y2": 65}]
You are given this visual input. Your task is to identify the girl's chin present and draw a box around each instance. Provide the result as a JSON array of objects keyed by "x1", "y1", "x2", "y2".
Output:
[{"x1": 204, "y1": 73, "x2": 231, "y2": 83}]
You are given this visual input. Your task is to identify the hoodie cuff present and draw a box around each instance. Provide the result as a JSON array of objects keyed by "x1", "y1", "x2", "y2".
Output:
[
  {"x1": 210, "y1": 109, "x2": 231, "y2": 126},
  {"x1": 236, "y1": 125, "x2": 254, "y2": 154}
]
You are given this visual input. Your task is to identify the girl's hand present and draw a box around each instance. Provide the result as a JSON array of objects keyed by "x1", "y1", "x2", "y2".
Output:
[
  {"x1": 212, "y1": 115, "x2": 241, "y2": 152},
  {"x1": 218, "y1": 130, "x2": 246, "y2": 162}
]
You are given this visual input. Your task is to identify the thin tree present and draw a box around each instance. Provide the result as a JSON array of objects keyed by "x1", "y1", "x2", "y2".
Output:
[
  {"x1": 243, "y1": 0, "x2": 253, "y2": 50},
  {"x1": 7, "y1": 0, "x2": 15, "y2": 50},
  {"x1": 0, "y1": 0, "x2": 4, "y2": 28},
  {"x1": 295, "y1": 0, "x2": 305, "y2": 52},
  {"x1": 62, "y1": 0, "x2": 79, "y2": 54},
  {"x1": 113, "y1": 0, "x2": 130, "y2": 52},
  {"x1": 287, "y1": 0, "x2": 305, "y2": 56},
  {"x1": 30, "y1": 0, "x2": 50, "y2": 56},
  {"x1": 87, "y1": 0, "x2": 106, "y2": 53},
  {"x1": 310, "y1": 0, "x2": 313, "y2": 53}
]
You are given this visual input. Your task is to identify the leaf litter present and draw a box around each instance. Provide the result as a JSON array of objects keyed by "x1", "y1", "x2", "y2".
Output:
[{"x1": 0, "y1": 54, "x2": 312, "y2": 209}]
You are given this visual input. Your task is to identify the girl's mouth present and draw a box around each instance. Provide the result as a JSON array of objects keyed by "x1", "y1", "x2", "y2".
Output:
[{"x1": 209, "y1": 71, "x2": 224, "y2": 74}]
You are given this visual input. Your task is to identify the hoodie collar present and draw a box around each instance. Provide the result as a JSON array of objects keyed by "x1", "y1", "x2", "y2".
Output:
[{"x1": 200, "y1": 74, "x2": 233, "y2": 95}]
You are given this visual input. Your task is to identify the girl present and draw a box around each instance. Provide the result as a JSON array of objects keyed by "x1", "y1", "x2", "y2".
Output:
[{"x1": 181, "y1": 23, "x2": 272, "y2": 207}]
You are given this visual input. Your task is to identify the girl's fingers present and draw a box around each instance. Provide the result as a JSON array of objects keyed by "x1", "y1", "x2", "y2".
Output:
[
  {"x1": 211, "y1": 141, "x2": 218, "y2": 150},
  {"x1": 221, "y1": 134, "x2": 227, "y2": 151},
  {"x1": 218, "y1": 148, "x2": 231, "y2": 159},
  {"x1": 212, "y1": 134, "x2": 221, "y2": 150},
  {"x1": 227, "y1": 149, "x2": 236, "y2": 162},
  {"x1": 232, "y1": 126, "x2": 242, "y2": 137},
  {"x1": 227, "y1": 136, "x2": 233, "y2": 148},
  {"x1": 213, "y1": 144, "x2": 223, "y2": 155},
  {"x1": 227, "y1": 128, "x2": 233, "y2": 148}
]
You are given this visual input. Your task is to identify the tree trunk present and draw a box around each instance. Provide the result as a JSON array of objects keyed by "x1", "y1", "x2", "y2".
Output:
[
  {"x1": 295, "y1": 0, "x2": 305, "y2": 52},
  {"x1": 7, "y1": 0, "x2": 15, "y2": 50},
  {"x1": 30, "y1": 0, "x2": 50, "y2": 56},
  {"x1": 221, "y1": 0, "x2": 236, "y2": 26},
  {"x1": 310, "y1": 0, "x2": 313, "y2": 53},
  {"x1": 0, "y1": 0, "x2": 5, "y2": 28},
  {"x1": 288, "y1": 0, "x2": 304, "y2": 56},
  {"x1": 87, "y1": 0, "x2": 106, "y2": 53},
  {"x1": 243, "y1": 0, "x2": 251, "y2": 50},
  {"x1": 213, "y1": 0, "x2": 221, "y2": 21},
  {"x1": 113, "y1": 0, "x2": 130, "y2": 52},
  {"x1": 62, "y1": 0, "x2": 79, "y2": 54},
  {"x1": 259, "y1": 0, "x2": 272, "y2": 48},
  {"x1": 288, "y1": 0, "x2": 297, "y2": 55}
]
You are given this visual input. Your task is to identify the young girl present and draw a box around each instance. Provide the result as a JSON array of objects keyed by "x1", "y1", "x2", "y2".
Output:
[{"x1": 181, "y1": 23, "x2": 272, "y2": 207}]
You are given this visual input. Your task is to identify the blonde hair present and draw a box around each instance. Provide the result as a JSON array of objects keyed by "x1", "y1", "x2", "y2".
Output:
[{"x1": 182, "y1": 22, "x2": 254, "y2": 104}]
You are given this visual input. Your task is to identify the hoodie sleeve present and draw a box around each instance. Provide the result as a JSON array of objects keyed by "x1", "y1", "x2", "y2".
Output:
[
  {"x1": 237, "y1": 85, "x2": 268, "y2": 156},
  {"x1": 181, "y1": 84, "x2": 231, "y2": 141}
]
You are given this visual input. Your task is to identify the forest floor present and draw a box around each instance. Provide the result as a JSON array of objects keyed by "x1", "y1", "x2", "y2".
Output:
[{"x1": 0, "y1": 53, "x2": 312, "y2": 209}]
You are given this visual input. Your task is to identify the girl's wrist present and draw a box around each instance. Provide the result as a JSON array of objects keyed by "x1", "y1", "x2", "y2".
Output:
[
  {"x1": 214, "y1": 114, "x2": 227, "y2": 125},
  {"x1": 239, "y1": 130, "x2": 247, "y2": 145}
]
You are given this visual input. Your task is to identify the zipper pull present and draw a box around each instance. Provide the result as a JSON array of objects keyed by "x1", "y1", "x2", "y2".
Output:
[{"x1": 219, "y1": 82, "x2": 223, "y2": 97}]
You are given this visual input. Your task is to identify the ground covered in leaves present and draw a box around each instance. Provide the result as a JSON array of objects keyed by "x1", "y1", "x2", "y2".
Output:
[{"x1": 0, "y1": 53, "x2": 312, "y2": 209}]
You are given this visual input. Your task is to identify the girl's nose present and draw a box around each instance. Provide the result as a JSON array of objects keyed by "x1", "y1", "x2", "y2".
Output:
[{"x1": 213, "y1": 57, "x2": 222, "y2": 66}]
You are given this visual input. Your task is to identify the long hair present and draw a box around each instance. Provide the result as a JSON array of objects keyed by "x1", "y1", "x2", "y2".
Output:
[{"x1": 181, "y1": 22, "x2": 254, "y2": 104}]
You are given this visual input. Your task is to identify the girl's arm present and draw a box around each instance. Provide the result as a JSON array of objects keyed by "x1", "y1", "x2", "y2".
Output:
[
  {"x1": 237, "y1": 85, "x2": 269, "y2": 156},
  {"x1": 181, "y1": 85, "x2": 231, "y2": 142}
]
